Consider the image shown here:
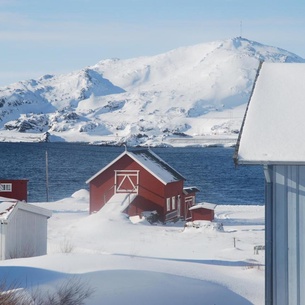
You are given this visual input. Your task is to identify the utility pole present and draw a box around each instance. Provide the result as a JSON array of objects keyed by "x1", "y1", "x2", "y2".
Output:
[{"x1": 46, "y1": 150, "x2": 49, "y2": 202}]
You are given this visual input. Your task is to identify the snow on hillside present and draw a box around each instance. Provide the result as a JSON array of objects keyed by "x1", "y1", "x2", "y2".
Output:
[
  {"x1": 0, "y1": 37, "x2": 304, "y2": 146},
  {"x1": 0, "y1": 190, "x2": 265, "y2": 305}
]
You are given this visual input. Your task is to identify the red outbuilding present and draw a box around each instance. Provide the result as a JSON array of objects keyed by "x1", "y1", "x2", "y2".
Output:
[
  {"x1": 189, "y1": 202, "x2": 217, "y2": 222},
  {"x1": 86, "y1": 148, "x2": 200, "y2": 223},
  {"x1": 0, "y1": 179, "x2": 28, "y2": 202}
]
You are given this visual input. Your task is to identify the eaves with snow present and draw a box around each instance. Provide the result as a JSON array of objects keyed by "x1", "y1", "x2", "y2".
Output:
[
  {"x1": 189, "y1": 202, "x2": 217, "y2": 211},
  {"x1": 0, "y1": 201, "x2": 17, "y2": 221},
  {"x1": 235, "y1": 62, "x2": 305, "y2": 165}
]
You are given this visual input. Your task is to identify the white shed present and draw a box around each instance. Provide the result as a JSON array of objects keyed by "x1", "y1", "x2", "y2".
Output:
[
  {"x1": 0, "y1": 199, "x2": 52, "y2": 260},
  {"x1": 234, "y1": 62, "x2": 305, "y2": 305}
]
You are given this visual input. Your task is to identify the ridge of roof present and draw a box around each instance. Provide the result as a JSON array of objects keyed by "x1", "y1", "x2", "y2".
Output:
[
  {"x1": 86, "y1": 148, "x2": 185, "y2": 185},
  {"x1": 233, "y1": 60, "x2": 264, "y2": 166}
]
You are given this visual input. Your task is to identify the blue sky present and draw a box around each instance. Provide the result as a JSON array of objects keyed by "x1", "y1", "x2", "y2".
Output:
[{"x1": 1, "y1": 0, "x2": 305, "y2": 86}]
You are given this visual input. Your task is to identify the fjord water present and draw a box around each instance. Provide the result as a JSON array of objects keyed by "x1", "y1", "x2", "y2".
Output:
[{"x1": 0, "y1": 143, "x2": 264, "y2": 204}]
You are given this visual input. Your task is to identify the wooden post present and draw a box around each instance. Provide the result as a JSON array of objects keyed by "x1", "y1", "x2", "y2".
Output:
[{"x1": 46, "y1": 150, "x2": 49, "y2": 202}]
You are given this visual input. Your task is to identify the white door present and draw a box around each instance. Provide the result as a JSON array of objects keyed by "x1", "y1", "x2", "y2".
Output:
[{"x1": 115, "y1": 170, "x2": 139, "y2": 193}]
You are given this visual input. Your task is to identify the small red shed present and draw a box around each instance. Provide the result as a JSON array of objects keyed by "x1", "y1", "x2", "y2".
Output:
[
  {"x1": 189, "y1": 202, "x2": 217, "y2": 222},
  {"x1": 0, "y1": 180, "x2": 28, "y2": 202},
  {"x1": 86, "y1": 149, "x2": 199, "y2": 222}
]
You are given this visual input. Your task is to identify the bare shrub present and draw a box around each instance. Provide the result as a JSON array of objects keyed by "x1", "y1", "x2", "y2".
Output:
[
  {"x1": 36, "y1": 277, "x2": 95, "y2": 305},
  {"x1": 0, "y1": 278, "x2": 30, "y2": 305},
  {"x1": 59, "y1": 237, "x2": 74, "y2": 254},
  {"x1": 0, "y1": 276, "x2": 95, "y2": 305},
  {"x1": 0, "y1": 289, "x2": 21, "y2": 305}
]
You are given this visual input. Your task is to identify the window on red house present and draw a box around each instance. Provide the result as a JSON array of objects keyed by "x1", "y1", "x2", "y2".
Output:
[
  {"x1": 0, "y1": 183, "x2": 12, "y2": 192},
  {"x1": 172, "y1": 196, "x2": 176, "y2": 210},
  {"x1": 166, "y1": 198, "x2": 171, "y2": 211}
]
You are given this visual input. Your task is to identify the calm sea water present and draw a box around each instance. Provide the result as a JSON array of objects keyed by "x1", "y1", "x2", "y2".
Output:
[{"x1": 0, "y1": 143, "x2": 264, "y2": 204}]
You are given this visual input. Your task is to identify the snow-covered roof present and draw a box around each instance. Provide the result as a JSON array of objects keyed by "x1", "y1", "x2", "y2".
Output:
[
  {"x1": 189, "y1": 202, "x2": 217, "y2": 211},
  {"x1": 0, "y1": 202, "x2": 16, "y2": 220},
  {"x1": 130, "y1": 149, "x2": 185, "y2": 183},
  {"x1": 0, "y1": 202, "x2": 52, "y2": 222},
  {"x1": 183, "y1": 186, "x2": 200, "y2": 194},
  {"x1": 0, "y1": 196, "x2": 18, "y2": 202},
  {"x1": 235, "y1": 63, "x2": 305, "y2": 164},
  {"x1": 86, "y1": 149, "x2": 185, "y2": 185}
]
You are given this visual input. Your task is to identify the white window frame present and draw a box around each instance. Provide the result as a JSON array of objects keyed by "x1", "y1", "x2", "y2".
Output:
[
  {"x1": 0, "y1": 183, "x2": 12, "y2": 192},
  {"x1": 172, "y1": 196, "x2": 176, "y2": 210},
  {"x1": 166, "y1": 198, "x2": 171, "y2": 211}
]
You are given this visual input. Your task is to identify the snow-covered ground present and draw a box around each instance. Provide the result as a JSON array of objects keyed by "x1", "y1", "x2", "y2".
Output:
[{"x1": 0, "y1": 190, "x2": 265, "y2": 304}]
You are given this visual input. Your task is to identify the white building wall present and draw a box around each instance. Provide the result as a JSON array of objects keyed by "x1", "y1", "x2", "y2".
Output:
[
  {"x1": 270, "y1": 165, "x2": 305, "y2": 305},
  {"x1": 5, "y1": 209, "x2": 48, "y2": 259}
]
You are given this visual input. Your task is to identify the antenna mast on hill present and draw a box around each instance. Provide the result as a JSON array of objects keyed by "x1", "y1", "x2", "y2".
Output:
[{"x1": 240, "y1": 20, "x2": 243, "y2": 38}]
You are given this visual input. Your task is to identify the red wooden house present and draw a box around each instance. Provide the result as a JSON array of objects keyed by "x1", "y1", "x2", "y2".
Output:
[
  {"x1": 86, "y1": 149, "x2": 199, "y2": 222},
  {"x1": 0, "y1": 179, "x2": 28, "y2": 202}
]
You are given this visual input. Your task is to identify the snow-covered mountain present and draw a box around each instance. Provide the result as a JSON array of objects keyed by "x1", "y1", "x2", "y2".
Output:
[{"x1": 0, "y1": 37, "x2": 304, "y2": 146}]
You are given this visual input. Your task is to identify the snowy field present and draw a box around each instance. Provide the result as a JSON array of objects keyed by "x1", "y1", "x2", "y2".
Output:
[{"x1": 0, "y1": 190, "x2": 265, "y2": 305}]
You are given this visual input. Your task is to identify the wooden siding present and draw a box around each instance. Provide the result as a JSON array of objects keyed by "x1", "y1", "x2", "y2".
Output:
[
  {"x1": 191, "y1": 208, "x2": 214, "y2": 221},
  {"x1": 0, "y1": 180, "x2": 28, "y2": 202},
  {"x1": 267, "y1": 165, "x2": 305, "y2": 305},
  {"x1": 126, "y1": 196, "x2": 162, "y2": 217},
  {"x1": 2, "y1": 209, "x2": 48, "y2": 259},
  {"x1": 163, "y1": 181, "x2": 184, "y2": 221}
]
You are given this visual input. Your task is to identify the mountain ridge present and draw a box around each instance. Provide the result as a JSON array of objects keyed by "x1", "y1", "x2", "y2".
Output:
[{"x1": 0, "y1": 37, "x2": 304, "y2": 146}]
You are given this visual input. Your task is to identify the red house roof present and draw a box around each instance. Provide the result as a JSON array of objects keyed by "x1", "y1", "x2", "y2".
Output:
[{"x1": 86, "y1": 149, "x2": 185, "y2": 185}]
